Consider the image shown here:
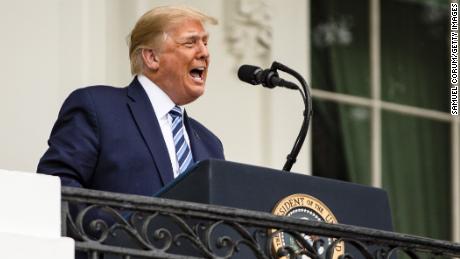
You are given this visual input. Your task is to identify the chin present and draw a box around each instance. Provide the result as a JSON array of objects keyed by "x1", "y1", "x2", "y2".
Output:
[
  {"x1": 177, "y1": 91, "x2": 204, "y2": 105},
  {"x1": 189, "y1": 91, "x2": 205, "y2": 103},
  {"x1": 190, "y1": 84, "x2": 205, "y2": 97}
]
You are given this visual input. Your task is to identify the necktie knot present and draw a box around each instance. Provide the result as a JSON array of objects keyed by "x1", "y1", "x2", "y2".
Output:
[{"x1": 169, "y1": 105, "x2": 182, "y2": 119}]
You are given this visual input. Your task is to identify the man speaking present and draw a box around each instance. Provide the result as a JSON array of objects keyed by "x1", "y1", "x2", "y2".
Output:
[{"x1": 37, "y1": 5, "x2": 225, "y2": 196}]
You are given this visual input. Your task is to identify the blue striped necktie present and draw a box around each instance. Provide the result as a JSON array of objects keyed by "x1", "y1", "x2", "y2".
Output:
[{"x1": 169, "y1": 106, "x2": 194, "y2": 174}]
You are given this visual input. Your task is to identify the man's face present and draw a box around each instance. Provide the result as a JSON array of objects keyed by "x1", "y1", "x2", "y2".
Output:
[{"x1": 153, "y1": 19, "x2": 210, "y2": 105}]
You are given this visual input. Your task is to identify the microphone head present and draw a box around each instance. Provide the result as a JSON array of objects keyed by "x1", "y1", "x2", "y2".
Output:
[{"x1": 238, "y1": 65, "x2": 262, "y2": 85}]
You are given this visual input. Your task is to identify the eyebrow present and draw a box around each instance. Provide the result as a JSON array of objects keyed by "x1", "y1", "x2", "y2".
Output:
[{"x1": 175, "y1": 32, "x2": 209, "y2": 42}]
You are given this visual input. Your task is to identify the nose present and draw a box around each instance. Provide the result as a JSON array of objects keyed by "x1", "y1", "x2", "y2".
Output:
[{"x1": 196, "y1": 41, "x2": 209, "y2": 60}]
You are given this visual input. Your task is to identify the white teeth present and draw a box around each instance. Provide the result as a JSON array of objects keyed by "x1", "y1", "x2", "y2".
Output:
[{"x1": 190, "y1": 67, "x2": 205, "y2": 81}]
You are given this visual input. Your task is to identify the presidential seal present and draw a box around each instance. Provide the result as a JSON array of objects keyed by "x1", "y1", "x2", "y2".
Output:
[{"x1": 271, "y1": 194, "x2": 344, "y2": 259}]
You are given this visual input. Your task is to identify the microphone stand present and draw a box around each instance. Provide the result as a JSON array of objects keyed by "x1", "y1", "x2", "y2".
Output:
[{"x1": 270, "y1": 61, "x2": 313, "y2": 172}]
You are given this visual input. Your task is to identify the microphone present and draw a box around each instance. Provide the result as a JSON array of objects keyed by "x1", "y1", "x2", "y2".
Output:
[{"x1": 237, "y1": 65, "x2": 298, "y2": 90}]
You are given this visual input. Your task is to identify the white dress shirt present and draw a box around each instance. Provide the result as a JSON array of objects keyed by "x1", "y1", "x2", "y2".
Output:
[{"x1": 138, "y1": 74, "x2": 192, "y2": 178}]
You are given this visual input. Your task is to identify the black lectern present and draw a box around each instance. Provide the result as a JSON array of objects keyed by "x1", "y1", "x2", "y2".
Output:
[
  {"x1": 154, "y1": 160, "x2": 393, "y2": 258},
  {"x1": 157, "y1": 159, "x2": 393, "y2": 231}
]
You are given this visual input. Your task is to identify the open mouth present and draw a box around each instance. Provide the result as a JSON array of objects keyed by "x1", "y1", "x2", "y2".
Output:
[{"x1": 189, "y1": 67, "x2": 205, "y2": 82}]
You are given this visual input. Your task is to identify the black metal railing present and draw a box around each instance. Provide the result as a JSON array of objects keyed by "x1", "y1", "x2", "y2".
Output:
[{"x1": 61, "y1": 187, "x2": 460, "y2": 259}]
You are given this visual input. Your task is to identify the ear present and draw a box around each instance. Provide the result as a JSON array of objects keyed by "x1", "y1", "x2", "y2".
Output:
[{"x1": 141, "y1": 48, "x2": 160, "y2": 71}]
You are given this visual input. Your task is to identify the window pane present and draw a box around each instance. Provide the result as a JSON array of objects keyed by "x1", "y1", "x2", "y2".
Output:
[
  {"x1": 382, "y1": 111, "x2": 451, "y2": 239},
  {"x1": 311, "y1": 0, "x2": 370, "y2": 97},
  {"x1": 381, "y1": 0, "x2": 449, "y2": 111},
  {"x1": 312, "y1": 99, "x2": 371, "y2": 185}
]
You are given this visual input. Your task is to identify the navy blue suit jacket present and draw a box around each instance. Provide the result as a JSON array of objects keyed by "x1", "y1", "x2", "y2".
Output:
[{"x1": 37, "y1": 77, "x2": 224, "y2": 196}]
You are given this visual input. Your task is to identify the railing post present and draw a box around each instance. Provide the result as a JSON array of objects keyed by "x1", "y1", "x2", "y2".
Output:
[{"x1": 61, "y1": 200, "x2": 69, "y2": 237}]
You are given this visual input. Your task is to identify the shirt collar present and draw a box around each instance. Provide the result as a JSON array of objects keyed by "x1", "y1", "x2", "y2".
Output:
[{"x1": 137, "y1": 74, "x2": 183, "y2": 120}]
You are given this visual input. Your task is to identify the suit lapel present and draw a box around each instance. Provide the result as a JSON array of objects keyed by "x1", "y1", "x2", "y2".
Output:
[
  {"x1": 183, "y1": 110, "x2": 208, "y2": 163},
  {"x1": 126, "y1": 78, "x2": 174, "y2": 186}
]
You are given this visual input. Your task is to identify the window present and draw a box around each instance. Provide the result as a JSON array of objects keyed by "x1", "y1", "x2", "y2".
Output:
[{"x1": 311, "y1": 0, "x2": 457, "y2": 241}]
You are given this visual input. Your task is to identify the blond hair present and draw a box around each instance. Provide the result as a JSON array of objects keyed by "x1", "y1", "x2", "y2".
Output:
[{"x1": 128, "y1": 5, "x2": 218, "y2": 75}]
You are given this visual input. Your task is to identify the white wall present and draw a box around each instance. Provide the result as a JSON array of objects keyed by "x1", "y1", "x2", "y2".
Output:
[
  {"x1": 0, "y1": 0, "x2": 311, "y2": 174},
  {"x1": 0, "y1": 169, "x2": 74, "y2": 258},
  {"x1": 0, "y1": 0, "x2": 60, "y2": 171}
]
